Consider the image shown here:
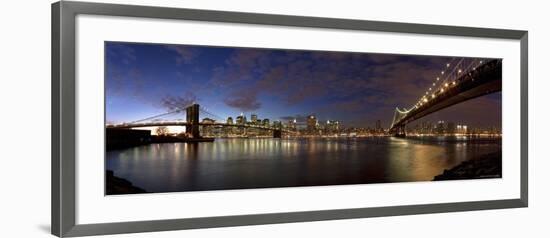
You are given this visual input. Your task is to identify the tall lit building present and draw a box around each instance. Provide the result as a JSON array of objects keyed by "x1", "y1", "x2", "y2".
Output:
[
  {"x1": 436, "y1": 120, "x2": 445, "y2": 134},
  {"x1": 446, "y1": 121, "x2": 456, "y2": 134},
  {"x1": 235, "y1": 114, "x2": 247, "y2": 135},
  {"x1": 456, "y1": 124, "x2": 468, "y2": 134},
  {"x1": 287, "y1": 119, "x2": 297, "y2": 130},
  {"x1": 325, "y1": 120, "x2": 340, "y2": 134},
  {"x1": 375, "y1": 120, "x2": 382, "y2": 133},
  {"x1": 421, "y1": 121, "x2": 432, "y2": 134},
  {"x1": 272, "y1": 120, "x2": 282, "y2": 129},
  {"x1": 201, "y1": 118, "x2": 216, "y2": 137},
  {"x1": 307, "y1": 115, "x2": 317, "y2": 133},
  {"x1": 236, "y1": 115, "x2": 245, "y2": 125},
  {"x1": 225, "y1": 117, "x2": 234, "y2": 135},
  {"x1": 262, "y1": 119, "x2": 270, "y2": 127},
  {"x1": 251, "y1": 114, "x2": 258, "y2": 124}
]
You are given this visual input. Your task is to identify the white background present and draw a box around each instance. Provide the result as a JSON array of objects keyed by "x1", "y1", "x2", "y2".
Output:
[{"x1": 0, "y1": 0, "x2": 546, "y2": 237}]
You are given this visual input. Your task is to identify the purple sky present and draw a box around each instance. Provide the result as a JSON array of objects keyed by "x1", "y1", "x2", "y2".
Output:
[{"x1": 105, "y1": 42, "x2": 501, "y2": 129}]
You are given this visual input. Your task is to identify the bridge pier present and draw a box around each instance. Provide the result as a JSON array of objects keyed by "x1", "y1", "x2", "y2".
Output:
[
  {"x1": 392, "y1": 125, "x2": 407, "y2": 137},
  {"x1": 273, "y1": 129, "x2": 282, "y2": 138},
  {"x1": 186, "y1": 104, "x2": 201, "y2": 138}
]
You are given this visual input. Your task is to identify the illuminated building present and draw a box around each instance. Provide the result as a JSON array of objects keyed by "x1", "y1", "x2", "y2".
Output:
[
  {"x1": 287, "y1": 119, "x2": 297, "y2": 130},
  {"x1": 307, "y1": 115, "x2": 317, "y2": 133},
  {"x1": 375, "y1": 120, "x2": 382, "y2": 133},
  {"x1": 325, "y1": 120, "x2": 340, "y2": 134}
]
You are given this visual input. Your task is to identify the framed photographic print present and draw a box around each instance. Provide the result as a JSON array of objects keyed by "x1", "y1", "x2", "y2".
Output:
[{"x1": 52, "y1": 1, "x2": 528, "y2": 237}]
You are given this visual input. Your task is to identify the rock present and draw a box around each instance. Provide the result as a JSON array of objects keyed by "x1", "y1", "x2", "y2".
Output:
[
  {"x1": 433, "y1": 151, "x2": 502, "y2": 181},
  {"x1": 106, "y1": 170, "x2": 147, "y2": 195}
]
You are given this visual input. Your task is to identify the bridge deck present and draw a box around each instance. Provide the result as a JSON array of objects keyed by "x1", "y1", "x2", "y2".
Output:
[{"x1": 391, "y1": 59, "x2": 501, "y2": 130}]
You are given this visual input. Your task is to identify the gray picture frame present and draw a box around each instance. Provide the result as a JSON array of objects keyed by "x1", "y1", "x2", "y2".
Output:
[{"x1": 51, "y1": 1, "x2": 528, "y2": 237}]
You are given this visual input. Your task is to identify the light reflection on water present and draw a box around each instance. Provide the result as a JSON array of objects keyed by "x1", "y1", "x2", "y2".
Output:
[{"x1": 106, "y1": 137, "x2": 501, "y2": 193}]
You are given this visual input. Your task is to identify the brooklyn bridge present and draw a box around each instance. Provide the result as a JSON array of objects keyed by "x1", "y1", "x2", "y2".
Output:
[{"x1": 106, "y1": 103, "x2": 291, "y2": 138}]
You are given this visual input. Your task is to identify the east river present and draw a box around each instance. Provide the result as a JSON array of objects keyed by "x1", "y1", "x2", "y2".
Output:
[{"x1": 106, "y1": 137, "x2": 501, "y2": 193}]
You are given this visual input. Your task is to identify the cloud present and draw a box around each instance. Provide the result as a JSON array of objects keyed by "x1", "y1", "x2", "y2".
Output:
[
  {"x1": 106, "y1": 43, "x2": 137, "y2": 65},
  {"x1": 223, "y1": 91, "x2": 261, "y2": 112},
  {"x1": 164, "y1": 45, "x2": 198, "y2": 64},
  {"x1": 160, "y1": 92, "x2": 197, "y2": 111},
  {"x1": 280, "y1": 114, "x2": 309, "y2": 123},
  {"x1": 208, "y1": 47, "x2": 498, "y2": 127}
]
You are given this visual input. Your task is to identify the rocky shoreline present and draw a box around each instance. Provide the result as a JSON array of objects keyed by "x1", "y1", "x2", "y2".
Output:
[
  {"x1": 106, "y1": 170, "x2": 147, "y2": 195},
  {"x1": 433, "y1": 151, "x2": 502, "y2": 181}
]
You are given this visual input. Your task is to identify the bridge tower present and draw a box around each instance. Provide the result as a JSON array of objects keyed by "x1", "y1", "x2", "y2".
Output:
[
  {"x1": 273, "y1": 129, "x2": 282, "y2": 138},
  {"x1": 186, "y1": 104, "x2": 201, "y2": 138},
  {"x1": 394, "y1": 125, "x2": 406, "y2": 137}
]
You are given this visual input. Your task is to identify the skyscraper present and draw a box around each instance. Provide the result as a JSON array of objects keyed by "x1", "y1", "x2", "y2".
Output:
[
  {"x1": 225, "y1": 117, "x2": 234, "y2": 136},
  {"x1": 446, "y1": 121, "x2": 456, "y2": 134},
  {"x1": 236, "y1": 115, "x2": 244, "y2": 125},
  {"x1": 201, "y1": 118, "x2": 216, "y2": 137},
  {"x1": 325, "y1": 120, "x2": 340, "y2": 134},
  {"x1": 287, "y1": 119, "x2": 297, "y2": 130},
  {"x1": 307, "y1": 115, "x2": 317, "y2": 133},
  {"x1": 375, "y1": 120, "x2": 382, "y2": 133},
  {"x1": 436, "y1": 120, "x2": 445, "y2": 134},
  {"x1": 272, "y1": 120, "x2": 282, "y2": 129}
]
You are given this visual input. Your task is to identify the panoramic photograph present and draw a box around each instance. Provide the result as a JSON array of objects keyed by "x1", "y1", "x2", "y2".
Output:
[{"x1": 105, "y1": 41, "x2": 502, "y2": 195}]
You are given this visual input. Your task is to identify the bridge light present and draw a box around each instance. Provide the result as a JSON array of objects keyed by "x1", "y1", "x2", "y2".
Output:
[
  {"x1": 441, "y1": 71, "x2": 445, "y2": 75},
  {"x1": 432, "y1": 83, "x2": 435, "y2": 86},
  {"x1": 452, "y1": 81, "x2": 456, "y2": 85},
  {"x1": 423, "y1": 98, "x2": 428, "y2": 103},
  {"x1": 473, "y1": 67, "x2": 476, "y2": 70},
  {"x1": 431, "y1": 94, "x2": 435, "y2": 98},
  {"x1": 440, "y1": 88, "x2": 445, "y2": 93},
  {"x1": 480, "y1": 60, "x2": 483, "y2": 64},
  {"x1": 429, "y1": 88, "x2": 432, "y2": 91},
  {"x1": 458, "y1": 69, "x2": 462, "y2": 74},
  {"x1": 437, "y1": 77, "x2": 440, "y2": 81},
  {"x1": 446, "y1": 63, "x2": 450, "y2": 67},
  {"x1": 444, "y1": 83, "x2": 449, "y2": 87}
]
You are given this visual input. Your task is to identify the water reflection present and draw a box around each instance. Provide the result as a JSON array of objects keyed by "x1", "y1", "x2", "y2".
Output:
[{"x1": 106, "y1": 137, "x2": 501, "y2": 193}]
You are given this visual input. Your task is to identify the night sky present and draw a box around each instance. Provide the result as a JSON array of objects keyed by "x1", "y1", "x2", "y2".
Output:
[{"x1": 105, "y1": 42, "x2": 501, "y2": 129}]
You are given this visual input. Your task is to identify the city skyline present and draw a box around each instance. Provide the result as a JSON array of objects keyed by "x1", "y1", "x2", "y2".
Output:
[{"x1": 106, "y1": 41, "x2": 501, "y2": 129}]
